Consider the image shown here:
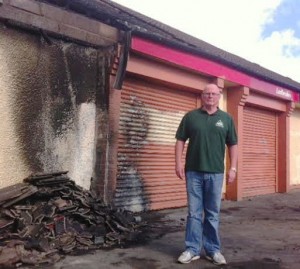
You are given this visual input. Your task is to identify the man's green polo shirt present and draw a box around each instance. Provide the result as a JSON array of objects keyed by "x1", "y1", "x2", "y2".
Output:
[{"x1": 176, "y1": 108, "x2": 237, "y2": 173}]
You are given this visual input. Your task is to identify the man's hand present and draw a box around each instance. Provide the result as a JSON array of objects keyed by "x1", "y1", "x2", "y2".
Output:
[
  {"x1": 175, "y1": 162, "x2": 185, "y2": 180},
  {"x1": 227, "y1": 169, "x2": 236, "y2": 184}
]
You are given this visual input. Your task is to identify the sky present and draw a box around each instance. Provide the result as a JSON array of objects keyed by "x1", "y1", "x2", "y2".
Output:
[{"x1": 111, "y1": 0, "x2": 300, "y2": 83}]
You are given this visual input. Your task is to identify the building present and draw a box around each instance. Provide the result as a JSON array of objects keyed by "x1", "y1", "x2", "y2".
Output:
[{"x1": 0, "y1": 0, "x2": 299, "y2": 212}]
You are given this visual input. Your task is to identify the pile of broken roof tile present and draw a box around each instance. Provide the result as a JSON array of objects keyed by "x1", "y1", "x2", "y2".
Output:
[{"x1": 0, "y1": 171, "x2": 143, "y2": 268}]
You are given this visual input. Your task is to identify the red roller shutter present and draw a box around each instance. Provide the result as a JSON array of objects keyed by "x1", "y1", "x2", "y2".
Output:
[
  {"x1": 242, "y1": 106, "x2": 277, "y2": 197},
  {"x1": 115, "y1": 80, "x2": 198, "y2": 211}
]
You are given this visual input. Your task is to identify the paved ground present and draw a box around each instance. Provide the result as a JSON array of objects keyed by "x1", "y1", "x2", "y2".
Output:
[{"x1": 43, "y1": 189, "x2": 300, "y2": 269}]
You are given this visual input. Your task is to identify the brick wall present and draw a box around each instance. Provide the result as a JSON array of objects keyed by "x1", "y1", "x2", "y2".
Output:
[{"x1": 0, "y1": 0, "x2": 119, "y2": 46}]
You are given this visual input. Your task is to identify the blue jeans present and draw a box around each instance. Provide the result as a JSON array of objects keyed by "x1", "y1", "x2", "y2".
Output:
[{"x1": 185, "y1": 171, "x2": 224, "y2": 256}]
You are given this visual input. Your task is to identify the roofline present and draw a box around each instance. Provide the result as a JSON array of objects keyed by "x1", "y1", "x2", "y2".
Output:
[
  {"x1": 38, "y1": 0, "x2": 300, "y2": 94},
  {"x1": 131, "y1": 36, "x2": 299, "y2": 102},
  {"x1": 132, "y1": 30, "x2": 300, "y2": 94}
]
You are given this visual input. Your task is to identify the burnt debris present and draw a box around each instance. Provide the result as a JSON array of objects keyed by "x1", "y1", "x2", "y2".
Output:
[{"x1": 0, "y1": 171, "x2": 144, "y2": 268}]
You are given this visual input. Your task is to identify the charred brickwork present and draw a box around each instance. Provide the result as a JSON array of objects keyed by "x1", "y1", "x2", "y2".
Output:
[{"x1": 0, "y1": 23, "x2": 114, "y2": 190}]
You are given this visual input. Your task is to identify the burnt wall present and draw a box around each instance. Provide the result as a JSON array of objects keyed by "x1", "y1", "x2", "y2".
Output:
[{"x1": 0, "y1": 24, "x2": 113, "y2": 189}]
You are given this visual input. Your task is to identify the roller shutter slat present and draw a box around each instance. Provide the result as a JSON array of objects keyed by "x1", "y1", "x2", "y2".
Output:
[
  {"x1": 115, "y1": 81, "x2": 198, "y2": 211},
  {"x1": 242, "y1": 106, "x2": 277, "y2": 197}
]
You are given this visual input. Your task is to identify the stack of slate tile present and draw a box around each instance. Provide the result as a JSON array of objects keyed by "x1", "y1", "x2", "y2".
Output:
[{"x1": 0, "y1": 171, "x2": 143, "y2": 268}]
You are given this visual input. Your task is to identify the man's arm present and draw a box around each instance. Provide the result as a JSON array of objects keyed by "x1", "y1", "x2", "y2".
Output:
[
  {"x1": 228, "y1": 144, "x2": 238, "y2": 184},
  {"x1": 175, "y1": 140, "x2": 185, "y2": 180}
]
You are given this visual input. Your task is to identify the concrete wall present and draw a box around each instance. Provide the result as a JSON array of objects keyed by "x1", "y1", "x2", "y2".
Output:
[
  {"x1": 290, "y1": 107, "x2": 300, "y2": 185},
  {"x1": 0, "y1": 24, "x2": 112, "y2": 190}
]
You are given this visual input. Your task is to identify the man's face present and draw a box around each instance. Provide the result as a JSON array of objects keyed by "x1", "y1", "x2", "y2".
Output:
[{"x1": 201, "y1": 84, "x2": 221, "y2": 107}]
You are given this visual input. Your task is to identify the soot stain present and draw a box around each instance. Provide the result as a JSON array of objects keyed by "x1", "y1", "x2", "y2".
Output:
[
  {"x1": 124, "y1": 257, "x2": 158, "y2": 269},
  {"x1": 115, "y1": 96, "x2": 150, "y2": 211}
]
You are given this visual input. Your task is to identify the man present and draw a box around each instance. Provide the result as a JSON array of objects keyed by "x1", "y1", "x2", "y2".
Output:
[{"x1": 175, "y1": 83, "x2": 238, "y2": 265}]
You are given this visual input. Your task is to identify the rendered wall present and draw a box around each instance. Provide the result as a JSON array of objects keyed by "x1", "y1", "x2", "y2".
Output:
[
  {"x1": 290, "y1": 107, "x2": 300, "y2": 185},
  {"x1": 0, "y1": 24, "x2": 112, "y2": 190}
]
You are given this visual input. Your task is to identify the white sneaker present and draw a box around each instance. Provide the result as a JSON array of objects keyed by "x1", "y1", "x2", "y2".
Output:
[
  {"x1": 206, "y1": 252, "x2": 227, "y2": 265},
  {"x1": 177, "y1": 250, "x2": 200, "y2": 264}
]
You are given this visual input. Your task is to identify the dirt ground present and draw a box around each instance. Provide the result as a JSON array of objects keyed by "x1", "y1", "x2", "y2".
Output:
[{"x1": 38, "y1": 189, "x2": 300, "y2": 269}]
